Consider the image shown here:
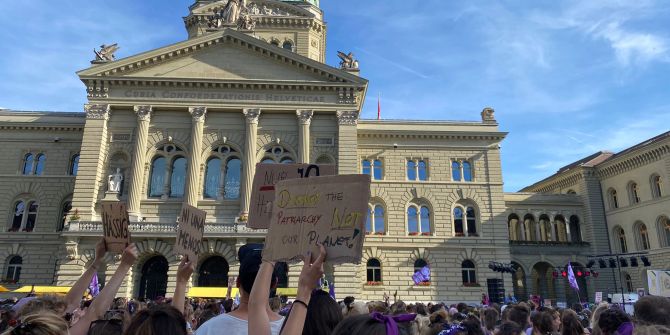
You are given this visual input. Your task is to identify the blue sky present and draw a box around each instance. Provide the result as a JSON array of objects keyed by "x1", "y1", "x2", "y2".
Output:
[{"x1": 0, "y1": 0, "x2": 669, "y2": 191}]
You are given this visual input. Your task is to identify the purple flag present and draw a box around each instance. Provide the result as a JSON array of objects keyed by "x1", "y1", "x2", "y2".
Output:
[
  {"x1": 567, "y1": 262, "x2": 579, "y2": 292},
  {"x1": 412, "y1": 266, "x2": 431, "y2": 285},
  {"x1": 89, "y1": 273, "x2": 100, "y2": 297},
  {"x1": 328, "y1": 282, "x2": 335, "y2": 300}
]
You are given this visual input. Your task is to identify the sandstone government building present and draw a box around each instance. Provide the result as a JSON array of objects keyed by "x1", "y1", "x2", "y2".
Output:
[{"x1": 1, "y1": 0, "x2": 668, "y2": 305}]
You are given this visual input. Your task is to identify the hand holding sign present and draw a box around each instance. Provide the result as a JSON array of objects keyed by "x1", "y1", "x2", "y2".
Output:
[
  {"x1": 174, "y1": 205, "x2": 207, "y2": 264},
  {"x1": 100, "y1": 202, "x2": 131, "y2": 253},
  {"x1": 263, "y1": 174, "x2": 371, "y2": 265}
]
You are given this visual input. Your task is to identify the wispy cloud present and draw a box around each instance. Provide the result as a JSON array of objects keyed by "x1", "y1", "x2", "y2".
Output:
[{"x1": 356, "y1": 48, "x2": 430, "y2": 79}]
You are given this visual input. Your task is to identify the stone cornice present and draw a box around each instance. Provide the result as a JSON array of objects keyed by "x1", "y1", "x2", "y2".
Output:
[
  {"x1": 596, "y1": 143, "x2": 670, "y2": 179},
  {"x1": 0, "y1": 124, "x2": 84, "y2": 132},
  {"x1": 77, "y1": 29, "x2": 366, "y2": 86},
  {"x1": 522, "y1": 168, "x2": 584, "y2": 193},
  {"x1": 357, "y1": 131, "x2": 506, "y2": 142}
]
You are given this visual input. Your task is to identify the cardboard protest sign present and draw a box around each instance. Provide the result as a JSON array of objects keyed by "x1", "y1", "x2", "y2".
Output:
[
  {"x1": 100, "y1": 202, "x2": 131, "y2": 253},
  {"x1": 248, "y1": 163, "x2": 336, "y2": 229},
  {"x1": 262, "y1": 174, "x2": 371, "y2": 265},
  {"x1": 174, "y1": 204, "x2": 207, "y2": 264}
]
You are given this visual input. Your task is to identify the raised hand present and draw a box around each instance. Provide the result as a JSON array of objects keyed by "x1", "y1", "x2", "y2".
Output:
[
  {"x1": 298, "y1": 245, "x2": 326, "y2": 293},
  {"x1": 120, "y1": 244, "x2": 138, "y2": 266},
  {"x1": 94, "y1": 239, "x2": 107, "y2": 264},
  {"x1": 176, "y1": 256, "x2": 194, "y2": 283}
]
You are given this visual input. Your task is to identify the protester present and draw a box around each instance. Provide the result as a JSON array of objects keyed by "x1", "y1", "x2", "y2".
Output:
[
  {"x1": 634, "y1": 296, "x2": 670, "y2": 326},
  {"x1": 291, "y1": 290, "x2": 342, "y2": 335},
  {"x1": 124, "y1": 304, "x2": 187, "y2": 335},
  {"x1": 562, "y1": 310, "x2": 588, "y2": 335},
  {"x1": 597, "y1": 308, "x2": 632, "y2": 335},
  {"x1": 330, "y1": 313, "x2": 414, "y2": 335},
  {"x1": 197, "y1": 243, "x2": 284, "y2": 335},
  {"x1": 496, "y1": 321, "x2": 524, "y2": 335},
  {"x1": 483, "y1": 308, "x2": 500, "y2": 335},
  {"x1": 0, "y1": 310, "x2": 69, "y2": 335},
  {"x1": 589, "y1": 303, "x2": 609, "y2": 335},
  {"x1": 530, "y1": 310, "x2": 555, "y2": 335}
]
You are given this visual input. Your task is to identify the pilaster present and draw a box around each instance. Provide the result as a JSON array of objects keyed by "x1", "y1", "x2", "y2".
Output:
[
  {"x1": 185, "y1": 107, "x2": 207, "y2": 207},
  {"x1": 296, "y1": 110, "x2": 313, "y2": 163},
  {"x1": 240, "y1": 109, "x2": 261, "y2": 218},
  {"x1": 127, "y1": 105, "x2": 152, "y2": 220},
  {"x1": 71, "y1": 104, "x2": 111, "y2": 220},
  {"x1": 336, "y1": 111, "x2": 359, "y2": 174}
]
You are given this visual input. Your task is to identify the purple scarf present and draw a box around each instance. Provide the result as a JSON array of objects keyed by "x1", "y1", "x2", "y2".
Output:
[{"x1": 370, "y1": 312, "x2": 417, "y2": 335}]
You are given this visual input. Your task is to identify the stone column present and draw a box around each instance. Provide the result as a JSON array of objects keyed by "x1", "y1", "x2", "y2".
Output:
[
  {"x1": 127, "y1": 106, "x2": 152, "y2": 220},
  {"x1": 71, "y1": 104, "x2": 111, "y2": 220},
  {"x1": 296, "y1": 110, "x2": 313, "y2": 163},
  {"x1": 240, "y1": 109, "x2": 261, "y2": 217},
  {"x1": 336, "y1": 111, "x2": 359, "y2": 174},
  {"x1": 185, "y1": 107, "x2": 207, "y2": 207}
]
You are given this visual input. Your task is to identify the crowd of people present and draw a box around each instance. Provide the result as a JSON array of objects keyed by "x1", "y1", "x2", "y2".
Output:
[{"x1": 1, "y1": 239, "x2": 669, "y2": 335}]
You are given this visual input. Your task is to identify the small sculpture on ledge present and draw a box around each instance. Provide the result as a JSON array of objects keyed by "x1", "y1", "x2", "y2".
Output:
[
  {"x1": 108, "y1": 168, "x2": 124, "y2": 193},
  {"x1": 337, "y1": 51, "x2": 359, "y2": 70},
  {"x1": 93, "y1": 44, "x2": 119, "y2": 63}
]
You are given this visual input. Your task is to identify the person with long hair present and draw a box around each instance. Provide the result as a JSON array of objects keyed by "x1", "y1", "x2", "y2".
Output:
[
  {"x1": 562, "y1": 310, "x2": 588, "y2": 335},
  {"x1": 1, "y1": 311, "x2": 69, "y2": 335},
  {"x1": 123, "y1": 305, "x2": 187, "y2": 335}
]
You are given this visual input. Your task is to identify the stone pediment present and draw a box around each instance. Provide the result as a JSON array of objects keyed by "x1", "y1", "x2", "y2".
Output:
[
  {"x1": 191, "y1": 0, "x2": 315, "y2": 18},
  {"x1": 78, "y1": 29, "x2": 366, "y2": 86}
]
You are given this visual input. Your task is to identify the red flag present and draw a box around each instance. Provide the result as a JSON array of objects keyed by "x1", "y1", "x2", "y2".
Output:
[{"x1": 377, "y1": 94, "x2": 381, "y2": 120}]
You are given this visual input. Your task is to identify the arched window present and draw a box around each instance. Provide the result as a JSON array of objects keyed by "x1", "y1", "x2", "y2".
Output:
[
  {"x1": 452, "y1": 161, "x2": 461, "y2": 181},
  {"x1": 629, "y1": 182, "x2": 640, "y2": 204},
  {"x1": 270, "y1": 40, "x2": 280, "y2": 47},
  {"x1": 608, "y1": 189, "x2": 619, "y2": 209},
  {"x1": 615, "y1": 226, "x2": 628, "y2": 253},
  {"x1": 263, "y1": 146, "x2": 295, "y2": 164},
  {"x1": 567, "y1": 190, "x2": 577, "y2": 194},
  {"x1": 148, "y1": 157, "x2": 166, "y2": 197},
  {"x1": 69, "y1": 154, "x2": 80, "y2": 176},
  {"x1": 59, "y1": 200, "x2": 72, "y2": 232},
  {"x1": 373, "y1": 160, "x2": 383, "y2": 180},
  {"x1": 148, "y1": 144, "x2": 187, "y2": 198},
  {"x1": 366, "y1": 204, "x2": 385, "y2": 234},
  {"x1": 407, "y1": 160, "x2": 416, "y2": 181},
  {"x1": 523, "y1": 214, "x2": 536, "y2": 241},
  {"x1": 461, "y1": 260, "x2": 477, "y2": 285},
  {"x1": 414, "y1": 259, "x2": 429, "y2": 283},
  {"x1": 170, "y1": 157, "x2": 187, "y2": 197},
  {"x1": 463, "y1": 161, "x2": 473, "y2": 182},
  {"x1": 361, "y1": 159, "x2": 371, "y2": 175},
  {"x1": 224, "y1": 158, "x2": 242, "y2": 199},
  {"x1": 539, "y1": 214, "x2": 552, "y2": 242},
  {"x1": 636, "y1": 222, "x2": 651, "y2": 250},
  {"x1": 454, "y1": 203, "x2": 478, "y2": 237},
  {"x1": 197, "y1": 256, "x2": 229, "y2": 287},
  {"x1": 407, "y1": 202, "x2": 431, "y2": 235},
  {"x1": 418, "y1": 160, "x2": 427, "y2": 181},
  {"x1": 569, "y1": 216, "x2": 581, "y2": 243},
  {"x1": 22, "y1": 154, "x2": 34, "y2": 175},
  {"x1": 5, "y1": 256, "x2": 22, "y2": 282},
  {"x1": 366, "y1": 258, "x2": 382, "y2": 283},
  {"x1": 138, "y1": 256, "x2": 168, "y2": 300},
  {"x1": 508, "y1": 214, "x2": 520, "y2": 240},
  {"x1": 9, "y1": 200, "x2": 38, "y2": 232},
  {"x1": 658, "y1": 216, "x2": 670, "y2": 248},
  {"x1": 554, "y1": 215, "x2": 568, "y2": 242},
  {"x1": 34, "y1": 154, "x2": 46, "y2": 176},
  {"x1": 651, "y1": 175, "x2": 662, "y2": 198},
  {"x1": 282, "y1": 41, "x2": 293, "y2": 51},
  {"x1": 624, "y1": 273, "x2": 634, "y2": 292},
  {"x1": 203, "y1": 158, "x2": 222, "y2": 199}
]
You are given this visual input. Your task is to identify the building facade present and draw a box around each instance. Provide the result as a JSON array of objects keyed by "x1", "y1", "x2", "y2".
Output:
[{"x1": 1, "y1": 0, "x2": 667, "y2": 304}]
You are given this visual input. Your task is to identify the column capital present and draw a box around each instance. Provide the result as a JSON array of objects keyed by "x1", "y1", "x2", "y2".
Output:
[
  {"x1": 296, "y1": 110, "x2": 314, "y2": 125},
  {"x1": 336, "y1": 111, "x2": 359, "y2": 125},
  {"x1": 189, "y1": 106, "x2": 208, "y2": 122},
  {"x1": 84, "y1": 104, "x2": 111, "y2": 120},
  {"x1": 243, "y1": 108, "x2": 261, "y2": 124},
  {"x1": 133, "y1": 105, "x2": 153, "y2": 121}
]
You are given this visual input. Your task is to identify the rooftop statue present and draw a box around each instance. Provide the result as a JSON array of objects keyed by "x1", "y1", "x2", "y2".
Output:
[
  {"x1": 337, "y1": 51, "x2": 359, "y2": 70},
  {"x1": 93, "y1": 44, "x2": 119, "y2": 62}
]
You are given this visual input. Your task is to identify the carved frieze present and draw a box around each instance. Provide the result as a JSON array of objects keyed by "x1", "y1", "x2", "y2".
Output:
[
  {"x1": 84, "y1": 104, "x2": 111, "y2": 120},
  {"x1": 336, "y1": 111, "x2": 359, "y2": 126},
  {"x1": 189, "y1": 106, "x2": 208, "y2": 122},
  {"x1": 243, "y1": 108, "x2": 262, "y2": 124},
  {"x1": 134, "y1": 105, "x2": 153, "y2": 121},
  {"x1": 296, "y1": 110, "x2": 314, "y2": 125}
]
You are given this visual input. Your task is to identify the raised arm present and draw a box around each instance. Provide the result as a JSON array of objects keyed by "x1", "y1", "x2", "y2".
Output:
[
  {"x1": 280, "y1": 245, "x2": 326, "y2": 335},
  {"x1": 69, "y1": 244, "x2": 138, "y2": 335},
  {"x1": 248, "y1": 259, "x2": 276, "y2": 335},
  {"x1": 172, "y1": 256, "x2": 194, "y2": 314},
  {"x1": 65, "y1": 239, "x2": 106, "y2": 313}
]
